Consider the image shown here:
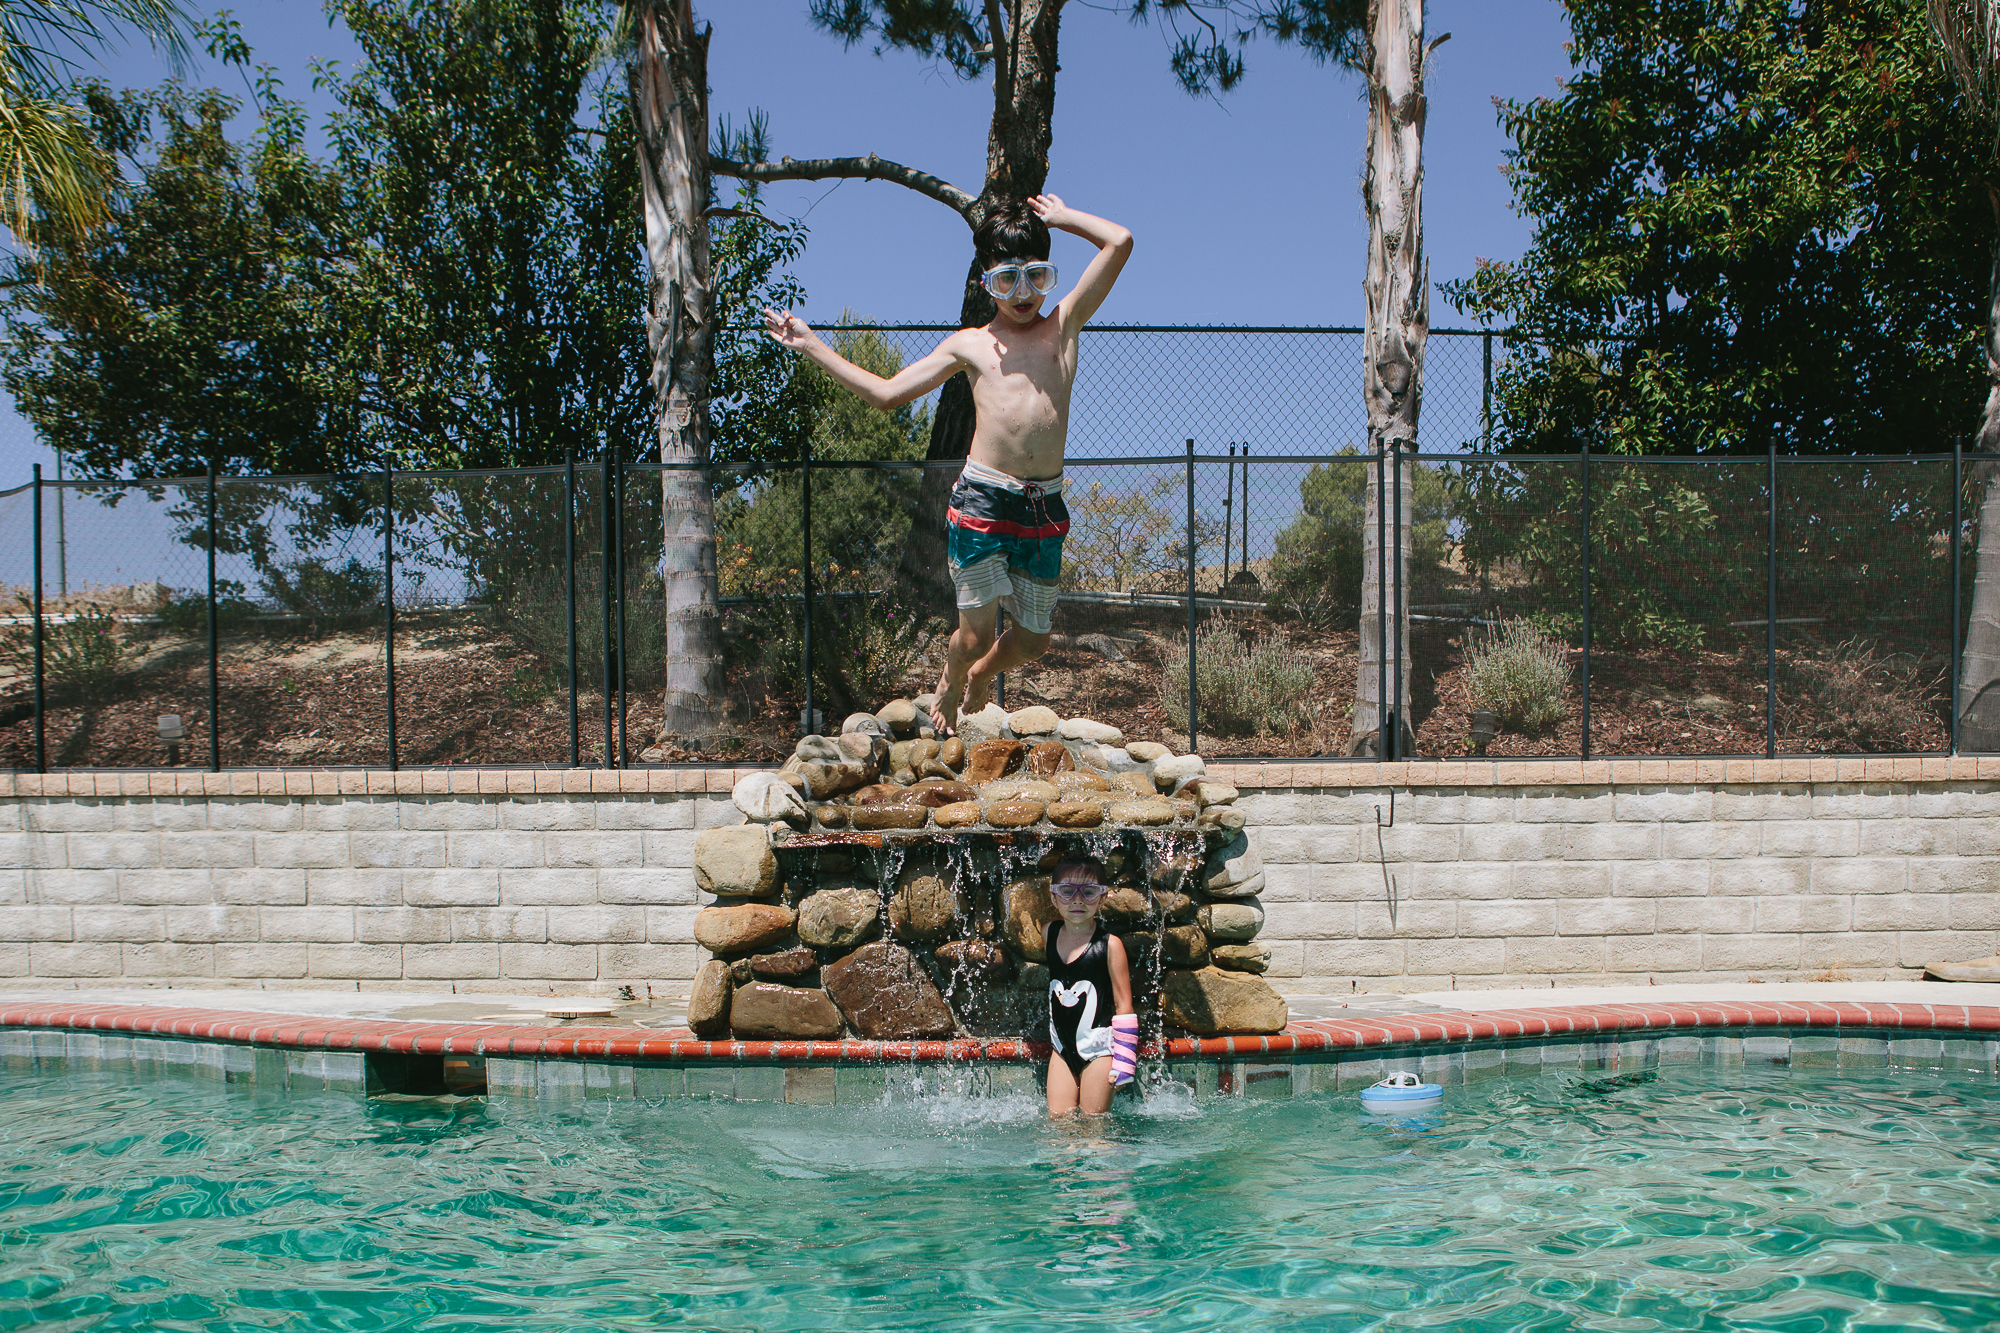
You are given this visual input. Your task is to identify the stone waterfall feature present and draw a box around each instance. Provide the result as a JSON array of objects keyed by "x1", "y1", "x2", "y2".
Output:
[{"x1": 687, "y1": 701, "x2": 1288, "y2": 1043}]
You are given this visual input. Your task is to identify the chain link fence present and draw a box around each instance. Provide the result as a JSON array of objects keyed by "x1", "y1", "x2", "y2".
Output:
[{"x1": 0, "y1": 326, "x2": 1982, "y2": 771}]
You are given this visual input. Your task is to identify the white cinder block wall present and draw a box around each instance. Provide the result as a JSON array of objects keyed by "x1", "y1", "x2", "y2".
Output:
[{"x1": 0, "y1": 772, "x2": 1994, "y2": 993}]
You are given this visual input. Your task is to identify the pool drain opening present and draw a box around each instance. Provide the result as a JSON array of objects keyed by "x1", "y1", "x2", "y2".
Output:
[{"x1": 366, "y1": 1052, "x2": 487, "y2": 1096}]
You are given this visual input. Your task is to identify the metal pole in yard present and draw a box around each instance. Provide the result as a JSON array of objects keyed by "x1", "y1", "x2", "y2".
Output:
[
  {"x1": 616, "y1": 455, "x2": 629, "y2": 768},
  {"x1": 1580, "y1": 446, "x2": 1591, "y2": 761},
  {"x1": 383, "y1": 458, "x2": 397, "y2": 771},
  {"x1": 802, "y1": 449, "x2": 814, "y2": 734},
  {"x1": 601, "y1": 450, "x2": 614, "y2": 768},
  {"x1": 566, "y1": 449, "x2": 578, "y2": 766},
  {"x1": 1241, "y1": 446, "x2": 1250, "y2": 576},
  {"x1": 1375, "y1": 445, "x2": 1386, "y2": 764},
  {"x1": 1767, "y1": 444, "x2": 1777, "y2": 761},
  {"x1": 1953, "y1": 439, "x2": 1964, "y2": 755},
  {"x1": 207, "y1": 465, "x2": 219, "y2": 772},
  {"x1": 31, "y1": 465, "x2": 44, "y2": 774},
  {"x1": 54, "y1": 449, "x2": 65, "y2": 596},
  {"x1": 1186, "y1": 438, "x2": 1198, "y2": 754},
  {"x1": 1222, "y1": 445, "x2": 1234, "y2": 586}
]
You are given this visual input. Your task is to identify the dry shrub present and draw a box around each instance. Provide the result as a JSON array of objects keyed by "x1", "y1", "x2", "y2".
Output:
[
  {"x1": 1161, "y1": 619, "x2": 1318, "y2": 738},
  {"x1": 1465, "y1": 618, "x2": 1568, "y2": 732},
  {"x1": 1778, "y1": 637, "x2": 1941, "y2": 750}
]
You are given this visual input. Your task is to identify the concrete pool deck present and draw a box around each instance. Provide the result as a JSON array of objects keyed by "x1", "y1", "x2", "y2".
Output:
[{"x1": 1, "y1": 979, "x2": 1997, "y2": 1068}]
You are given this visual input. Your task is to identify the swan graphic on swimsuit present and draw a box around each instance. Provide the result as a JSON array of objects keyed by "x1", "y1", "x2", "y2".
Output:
[{"x1": 1050, "y1": 978, "x2": 1112, "y2": 1060}]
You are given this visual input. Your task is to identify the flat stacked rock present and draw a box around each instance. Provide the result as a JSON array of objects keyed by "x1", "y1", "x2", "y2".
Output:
[{"x1": 691, "y1": 697, "x2": 1287, "y2": 1044}]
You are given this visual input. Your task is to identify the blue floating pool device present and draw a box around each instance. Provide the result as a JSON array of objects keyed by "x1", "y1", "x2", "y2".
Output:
[{"x1": 1360, "y1": 1071, "x2": 1443, "y2": 1113}]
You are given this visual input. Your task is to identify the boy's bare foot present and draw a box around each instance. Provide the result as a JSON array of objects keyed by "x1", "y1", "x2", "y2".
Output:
[
  {"x1": 930, "y1": 675, "x2": 964, "y2": 735},
  {"x1": 961, "y1": 670, "x2": 993, "y2": 715}
]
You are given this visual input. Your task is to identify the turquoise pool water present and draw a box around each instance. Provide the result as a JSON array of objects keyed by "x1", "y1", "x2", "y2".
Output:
[{"x1": 1, "y1": 1061, "x2": 1997, "y2": 1331}]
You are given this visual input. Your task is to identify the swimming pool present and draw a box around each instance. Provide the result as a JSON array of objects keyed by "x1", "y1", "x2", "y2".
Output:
[{"x1": 2, "y1": 1062, "x2": 1996, "y2": 1330}]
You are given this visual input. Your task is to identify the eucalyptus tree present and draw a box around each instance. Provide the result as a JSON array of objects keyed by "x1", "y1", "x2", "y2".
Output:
[
  {"x1": 714, "y1": 0, "x2": 1379, "y2": 619},
  {"x1": 627, "y1": 0, "x2": 725, "y2": 739},
  {"x1": 1930, "y1": 0, "x2": 2000, "y2": 749}
]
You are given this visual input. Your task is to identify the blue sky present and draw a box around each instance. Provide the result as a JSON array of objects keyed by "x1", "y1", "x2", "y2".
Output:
[{"x1": 0, "y1": 0, "x2": 1574, "y2": 485}]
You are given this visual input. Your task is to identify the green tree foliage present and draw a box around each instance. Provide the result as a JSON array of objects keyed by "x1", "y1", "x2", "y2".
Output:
[
  {"x1": 0, "y1": 0, "x2": 192, "y2": 246},
  {"x1": 1267, "y1": 449, "x2": 1456, "y2": 627},
  {"x1": 716, "y1": 321, "x2": 929, "y2": 591},
  {"x1": 1, "y1": 0, "x2": 810, "y2": 599},
  {"x1": 3, "y1": 0, "x2": 810, "y2": 479},
  {"x1": 1440, "y1": 0, "x2": 1974, "y2": 649},
  {"x1": 1446, "y1": 0, "x2": 1990, "y2": 458}
]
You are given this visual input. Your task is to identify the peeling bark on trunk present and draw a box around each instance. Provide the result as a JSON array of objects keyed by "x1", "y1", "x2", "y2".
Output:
[
  {"x1": 1957, "y1": 230, "x2": 2000, "y2": 750},
  {"x1": 1351, "y1": 0, "x2": 1427, "y2": 757},
  {"x1": 630, "y1": 0, "x2": 724, "y2": 738},
  {"x1": 891, "y1": 0, "x2": 1064, "y2": 616}
]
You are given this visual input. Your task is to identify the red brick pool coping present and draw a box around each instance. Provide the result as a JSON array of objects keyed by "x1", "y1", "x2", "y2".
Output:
[{"x1": 4, "y1": 999, "x2": 1997, "y2": 1064}]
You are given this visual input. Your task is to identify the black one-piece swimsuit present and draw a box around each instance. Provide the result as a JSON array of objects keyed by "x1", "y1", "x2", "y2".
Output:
[{"x1": 1046, "y1": 921, "x2": 1116, "y2": 1081}]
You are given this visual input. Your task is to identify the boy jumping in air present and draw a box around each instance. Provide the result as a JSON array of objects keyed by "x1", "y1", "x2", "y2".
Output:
[{"x1": 764, "y1": 194, "x2": 1133, "y2": 735}]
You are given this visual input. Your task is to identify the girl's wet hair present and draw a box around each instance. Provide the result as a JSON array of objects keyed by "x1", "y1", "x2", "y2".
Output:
[
  {"x1": 1052, "y1": 852, "x2": 1107, "y2": 886},
  {"x1": 974, "y1": 198, "x2": 1051, "y2": 268}
]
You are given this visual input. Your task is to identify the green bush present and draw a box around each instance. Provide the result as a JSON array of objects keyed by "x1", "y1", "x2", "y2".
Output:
[
  {"x1": 723, "y1": 590, "x2": 941, "y2": 714},
  {"x1": 1161, "y1": 620, "x2": 1318, "y2": 738},
  {"x1": 499, "y1": 563, "x2": 665, "y2": 691},
  {"x1": 155, "y1": 580, "x2": 256, "y2": 635},
  {"x1": 259, "y1": 558, "x2": 382, "y2": 635},
  {"x1": 0, "y1": 604, "x2": 127, "y2": 701},
  {"x1": 1465, "y1": 618, "x2": 1569, "y2": 732},
  {"x1": 1266, "y1": 450, "x2": 1458, "y2": 629}
]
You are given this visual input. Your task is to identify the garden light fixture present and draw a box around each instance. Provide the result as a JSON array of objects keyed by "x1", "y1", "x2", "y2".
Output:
[
  {"x1": 157, "y1": 714, "x2": 185, "y2": 765},
  {"x1": 1468, "y1": 707, "x2": 1499, "y2": 757}
]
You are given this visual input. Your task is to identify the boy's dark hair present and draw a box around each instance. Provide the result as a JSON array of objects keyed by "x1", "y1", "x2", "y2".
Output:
[
  {"x1": 974, "y1": 198, "x2": 1051, "y2": 269},
  {"x1": 1051, "y1": 852, "x2": 1108, "y2": 886}
]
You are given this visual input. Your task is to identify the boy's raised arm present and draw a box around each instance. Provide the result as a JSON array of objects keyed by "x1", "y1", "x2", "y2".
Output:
[
  {"x1": 764, "y1": 309, "x2": 966, "y2": 411},
  {"x1": 1031, "y1": 194, "x2": 1132, "y2": 333}
]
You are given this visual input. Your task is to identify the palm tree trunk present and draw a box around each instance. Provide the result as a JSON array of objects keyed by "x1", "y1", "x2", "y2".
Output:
[
  {"x1": 630, "y1": 0, "x2": 724, "y2": 738},
  {"x1": 1351, "y1": 0, "x2": 1428, "y2": 757},
  {"x1": 1957, "y1": 232, "x2": 2000, "y2": 750}
]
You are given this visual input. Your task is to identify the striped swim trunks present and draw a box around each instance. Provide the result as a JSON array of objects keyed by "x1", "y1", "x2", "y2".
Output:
[{"x1": 944, "y1": 457, "x2": 1069, "y2": 635}]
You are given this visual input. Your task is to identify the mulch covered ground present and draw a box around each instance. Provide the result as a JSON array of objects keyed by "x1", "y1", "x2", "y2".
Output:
[{"x1": 0, "y1": 602, "x2": 1947, "y2": 770}]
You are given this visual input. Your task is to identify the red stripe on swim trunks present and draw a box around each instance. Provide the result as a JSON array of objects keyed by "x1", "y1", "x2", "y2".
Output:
[{"x1": 947, "y1": 506, "x2": 1070, "y2": 540}]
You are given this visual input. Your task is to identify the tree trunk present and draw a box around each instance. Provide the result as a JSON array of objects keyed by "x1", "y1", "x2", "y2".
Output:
[
  {"x1": 1351, "y1": 0, "x2": 1428, "y2": 757},
  {"x1": 890, "y1": 0, "x2": 1064, "y2": 615},
  {"x1": 630, "y1": 0, "x2": 725, "y2": 739},
  {"x1": 1957, "y1": 231, "x2": 2000, "y2": 750}
]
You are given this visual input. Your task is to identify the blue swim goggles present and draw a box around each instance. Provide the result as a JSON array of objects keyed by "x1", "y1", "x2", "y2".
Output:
[{"x1": 982, "y1": 261, "x2": 1058, "y2": 300}]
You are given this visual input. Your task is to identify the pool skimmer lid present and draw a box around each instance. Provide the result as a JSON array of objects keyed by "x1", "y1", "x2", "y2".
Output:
[{"x1": 1361, "y1": 1072, "x2": 1443, "y2": 1112}]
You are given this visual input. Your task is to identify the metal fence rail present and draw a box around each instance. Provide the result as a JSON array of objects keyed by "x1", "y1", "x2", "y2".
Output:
[{"x1": 0, "y1": 323, "x2": 1986, "y2": 770}]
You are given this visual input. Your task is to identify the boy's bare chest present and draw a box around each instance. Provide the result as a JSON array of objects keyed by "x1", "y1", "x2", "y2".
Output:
[{"x1": 962, "y1": 328, "x2": 1075, "y2": 399}]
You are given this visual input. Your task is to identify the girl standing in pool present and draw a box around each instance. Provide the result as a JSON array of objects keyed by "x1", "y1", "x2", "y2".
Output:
[{"x1": 1044, "y1": 854, "x2": 1139, "y2": 1115}]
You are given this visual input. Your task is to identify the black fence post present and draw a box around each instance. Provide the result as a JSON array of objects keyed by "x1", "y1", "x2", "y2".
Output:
[
  {"x1": 1766, "y1": 444, "x2": 1777, "y2": 761},
  {"x1": 802, "y1": 447, "x2": 814, "y2": 735},
  {"x1": 1391, "y1": 441, "x2": 1404, "y2": 761},
  {"x1": 616, "y1": 454, "x2": 629, "y2": 768},
  {"x1": 206, "y1": 465, "x2": 219, "y2": 773},
  {"x1": 596, "y1": 448, "x2": 612, "y2": 768},
  {"x1": 31, "y1": 464, "x2": 44, "y2": 774},
  {"x1": 1953, "y1": 438, "x2": 1964, "y2": 756},
  {"x1": 1185, "y1": 438, "x2": 1197, "y2": 754},
  {"x1": 383, "y1": 458, "x2": 397, "y2": 771},
  {"x1": 1375, "y1": 445, "x2": 1387, "y2": 765},
  {"x1": 1580, "y1": 445, "x2": 1591, "y2": 761},
  {"x1": 566, "y1": 449, "x2": 578, "y2": 766},
  {"x1": 1482, "y1": 333, "x2": 1494, "y2": 446}
]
